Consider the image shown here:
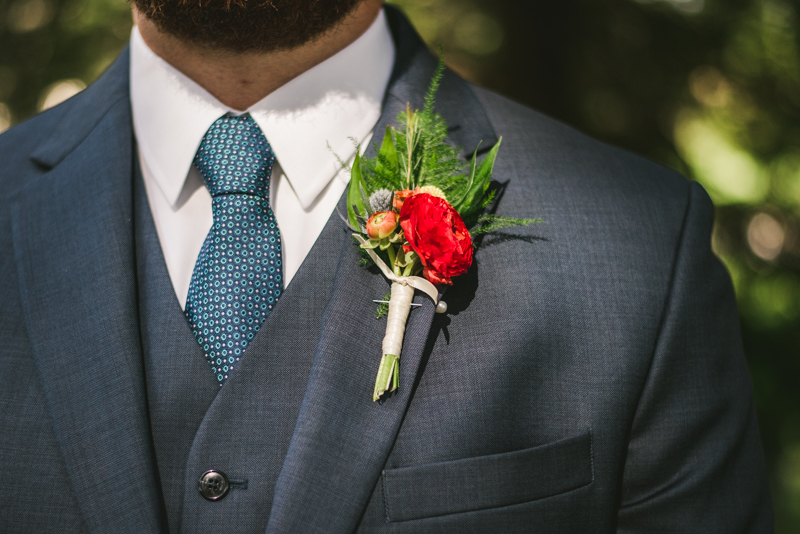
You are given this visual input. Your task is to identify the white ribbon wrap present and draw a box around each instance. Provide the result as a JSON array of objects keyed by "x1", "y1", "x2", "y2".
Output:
[
  {"x1": 353, "y1": 234, "x2": 439, "y2": 358},
  {"x1": 353, "y1": 234, "x2": 439, "y2": 306},
  {"x1": 383, "y1": 282, "x2": 414, "y2": 357}
]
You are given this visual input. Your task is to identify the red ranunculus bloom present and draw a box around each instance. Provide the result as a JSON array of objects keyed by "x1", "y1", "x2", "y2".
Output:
[{"x1": 399, "y1": 193, "x2": 473, "y2": 285}]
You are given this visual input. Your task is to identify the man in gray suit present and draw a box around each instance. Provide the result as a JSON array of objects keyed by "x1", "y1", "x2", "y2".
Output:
[{"x1": 0, "y1": 0, "x2": 773, "y2": 532}]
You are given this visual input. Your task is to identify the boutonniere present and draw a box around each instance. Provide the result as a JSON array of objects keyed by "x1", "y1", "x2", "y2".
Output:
[{"x1": 346, "y1": 57, "x2": 540, "y2": 401}]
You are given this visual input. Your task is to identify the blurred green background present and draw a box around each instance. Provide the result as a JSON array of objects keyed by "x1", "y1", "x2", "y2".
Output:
[{"x1": 0, "y1": 0, "x2": 797, "y2": 528}]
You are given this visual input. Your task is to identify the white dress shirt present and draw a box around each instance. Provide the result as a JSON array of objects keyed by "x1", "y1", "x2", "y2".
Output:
[{"x1": 130, "y1": 10, "x2": 395, "y2": 308}]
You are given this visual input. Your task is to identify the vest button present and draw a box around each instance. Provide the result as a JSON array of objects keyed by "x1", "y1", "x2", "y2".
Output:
[{"x1": 198, "y1": 470, "x2": 230, "y2": 501}]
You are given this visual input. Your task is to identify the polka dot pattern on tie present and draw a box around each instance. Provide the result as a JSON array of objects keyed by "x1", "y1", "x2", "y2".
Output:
[{"x1": 185, "y1": 114, "x2": 283, "y2": 385}]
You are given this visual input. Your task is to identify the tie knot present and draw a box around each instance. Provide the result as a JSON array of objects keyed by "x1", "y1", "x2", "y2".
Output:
[{"x1": 195, "y1": 114, "x2": 275, "y2": 197}]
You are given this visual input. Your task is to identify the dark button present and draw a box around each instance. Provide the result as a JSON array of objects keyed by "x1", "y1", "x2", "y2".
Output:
[{"x1": 198, "y1": 470, "x2": 230, "y2": 501}]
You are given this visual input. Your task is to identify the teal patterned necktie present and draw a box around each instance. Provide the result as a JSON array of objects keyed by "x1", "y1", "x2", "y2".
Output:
[{"x1": 185, "y1": 114, "x2": 283, "y2": 385}]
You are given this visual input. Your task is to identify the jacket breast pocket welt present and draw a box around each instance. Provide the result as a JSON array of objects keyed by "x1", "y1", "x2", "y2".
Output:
[{"x1": 381, "y1": 430, "x2": 594, "y2": 523}]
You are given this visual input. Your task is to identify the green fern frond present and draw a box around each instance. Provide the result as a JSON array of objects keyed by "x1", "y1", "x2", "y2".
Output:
[
  {"x1": 423, "y1": 47, "x2": 446, "y2": 117},
  {"x1": 327, "y1": 141, "x2": 351, "y2": 171},
  {"x1": 481, "y1": 189, "x2": 497, "y2": 209},
  {"x1": 375, "y1": 291, "x2": 392, "y2": 319},
  {"x1": 470, "y1": 215, "x2": 543, "y2": 236}
]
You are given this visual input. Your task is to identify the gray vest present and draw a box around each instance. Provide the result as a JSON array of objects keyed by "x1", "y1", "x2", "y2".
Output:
[{"x1": 134, "y1": 169, "x2": 346, "y2": 533}]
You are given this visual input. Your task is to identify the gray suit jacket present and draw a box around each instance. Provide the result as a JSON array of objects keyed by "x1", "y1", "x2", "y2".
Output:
[{"x1": 0, "y1": 8, "x2": 772, "y2": 533}]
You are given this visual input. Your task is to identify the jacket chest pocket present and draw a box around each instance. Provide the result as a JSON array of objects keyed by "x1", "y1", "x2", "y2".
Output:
[{"x1": 381, "y1": 430, "x2": 594, "y2": 523}]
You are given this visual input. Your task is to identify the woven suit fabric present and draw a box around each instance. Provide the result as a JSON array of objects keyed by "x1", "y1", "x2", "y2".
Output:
[{"x1": 185, "y1": 114, "x2": 283, "y2": 384}]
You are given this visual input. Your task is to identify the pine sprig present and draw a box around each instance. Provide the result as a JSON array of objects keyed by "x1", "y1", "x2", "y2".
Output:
[
  {"x1": 423, "y1": 48, "x2": 445, "y2": 116},
  {"x1": 470, "y1": 215, "x2": 543, "y2": 236},
  {"x1": 403, "y1": 57, "x2": 466, "y2": 194},
  {"x1": 375, "y1": 291, "x2": 391, "y2": 319}
]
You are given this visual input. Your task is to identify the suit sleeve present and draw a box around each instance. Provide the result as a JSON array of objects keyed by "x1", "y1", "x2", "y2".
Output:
[{"x1": 615, "y1": 182, "x2": 773, "y2": 533}]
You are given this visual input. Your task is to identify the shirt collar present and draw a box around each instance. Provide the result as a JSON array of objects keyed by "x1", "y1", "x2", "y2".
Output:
[{"x1": 130, "y1": 9, "x2": 395, "y2": 210}]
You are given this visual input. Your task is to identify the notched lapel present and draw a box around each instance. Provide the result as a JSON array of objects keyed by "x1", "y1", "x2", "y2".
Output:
[
  {"x1": 10, "y1": 50, "x2": 164, "y2": 534},
  {"x1": 266, "y1": 8, "x2": 498, "y2": 533}
]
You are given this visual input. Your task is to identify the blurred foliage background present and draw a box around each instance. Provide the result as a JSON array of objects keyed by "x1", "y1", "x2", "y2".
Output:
[{"x1": 0, "y1": 0, "x2": 797, "y2": 528}]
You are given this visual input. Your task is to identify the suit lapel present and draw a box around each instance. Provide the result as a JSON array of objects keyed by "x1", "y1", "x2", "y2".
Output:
[
  {"x1": 10, "y1": 50, "x2": 164, "y2": 533},
  {"x1": 266, "y1": 8, "x2": 497, "y2": 533}
]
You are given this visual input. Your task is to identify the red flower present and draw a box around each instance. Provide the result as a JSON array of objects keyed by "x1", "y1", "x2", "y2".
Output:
[{"x1": 399, "y1": 193, "x2": 473, "y2": 285}]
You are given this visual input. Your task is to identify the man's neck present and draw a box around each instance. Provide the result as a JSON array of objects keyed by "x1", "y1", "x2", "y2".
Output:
[{"x1": 133, "y1": 1, "x2": 383, "y2": 111}]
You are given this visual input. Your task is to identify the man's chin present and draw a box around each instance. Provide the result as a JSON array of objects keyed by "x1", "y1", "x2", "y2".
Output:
[{"x1": 130, "y1": 0, "x2": 363, "y2": 54}]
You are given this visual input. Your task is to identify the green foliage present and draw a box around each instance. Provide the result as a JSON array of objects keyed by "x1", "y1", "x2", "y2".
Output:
[
  {"x1": 0, "y1": 0, "x2": 131, "y2": 129},
  {"x1": 352, "y1": 235, "x2": 374, "y2": 267},
  {"x1": 392, "y1": 56, "x2": 471, "y2": 199},
  {"x1": 347, "y1": 152, "x2": 368, "y2": 231},
  {"x1": 451, "y1": 137, "x2": 502, "y2": 226},
  {"x1": 375, "y1": 291, "x2": 391, "y2": 319},
  {"x1": 356, "y1": 52, "x2": 504, "y2": 229},
  {"x1": 470, "y1": 215, "x2": 543, "y2": 236},
  {"x1": 359, "y1": 125, "x2": 404, "y2": 193}
]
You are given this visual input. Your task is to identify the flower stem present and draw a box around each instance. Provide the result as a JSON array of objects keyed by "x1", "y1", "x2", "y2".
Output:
[
  {"x1": 402, "y1": 258, "x2": 416, "y2": 277},
  {"x1": 387, "y1": 245, "x2": 398, "y2": 276},
  {"x1": 373, "y1": 354, "x2": 399, "y2": 401}
]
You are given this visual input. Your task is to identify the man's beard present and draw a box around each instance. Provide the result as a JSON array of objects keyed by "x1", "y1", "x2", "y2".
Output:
[{"x1": 131, "y1": 0, "x2": 364, "y2": 53}]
